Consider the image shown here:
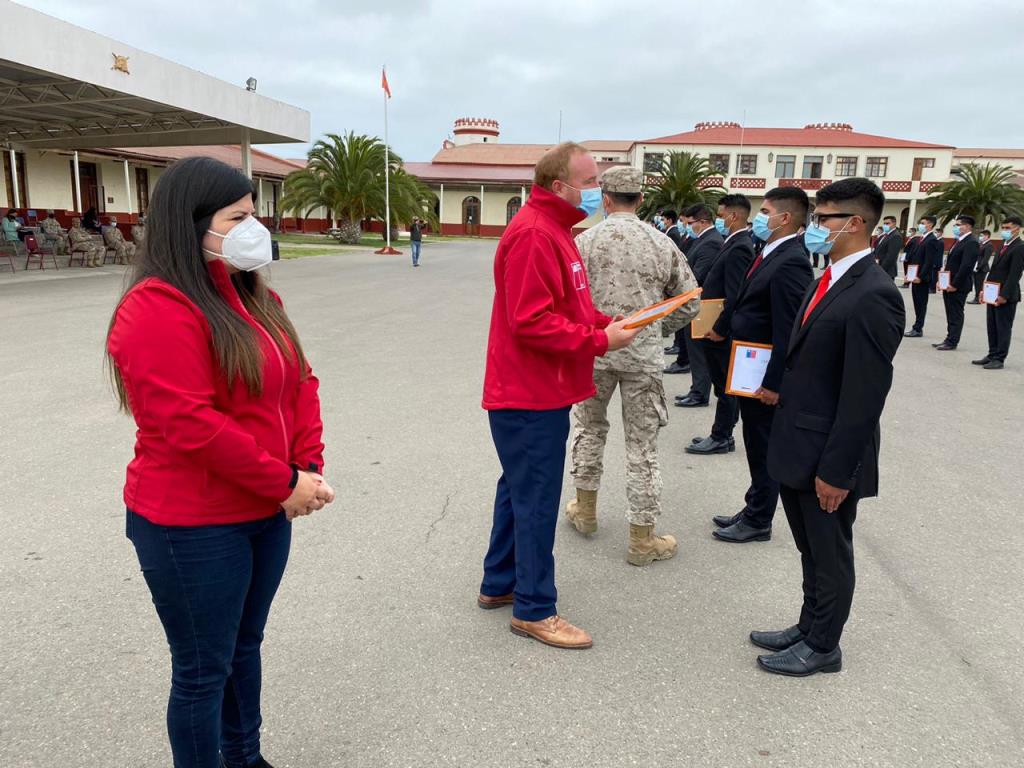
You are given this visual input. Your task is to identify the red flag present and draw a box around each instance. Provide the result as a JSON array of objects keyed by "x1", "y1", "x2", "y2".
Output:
[{"x1": 381, "y1": 67, "x2": 391, "y2": 99}]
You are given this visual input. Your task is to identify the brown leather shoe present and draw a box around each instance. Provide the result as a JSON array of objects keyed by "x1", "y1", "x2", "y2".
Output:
[
  {"x1": 477, "y1": 592, "x2": 514, "y2": 610},
  {"x1": 510, "y1": 615, "x2": 593, "y2": 649}
]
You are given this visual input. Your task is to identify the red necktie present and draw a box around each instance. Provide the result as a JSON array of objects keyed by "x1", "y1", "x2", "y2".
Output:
[
  {"x1": 745, "y1": 253, "x2": 764, "y2": 278},
  {"x1": 802, "y1": 265, "x2": 832, "y2": 325}
]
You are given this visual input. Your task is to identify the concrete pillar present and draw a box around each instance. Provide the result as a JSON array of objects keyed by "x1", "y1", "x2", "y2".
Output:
[
  {"x1": 439, "y1": 183, "x2": 444, "y2": 233},
  {"x1": 257, "y1": 177, "x2": 264, "y2": 217},
  {"x1": 908, "y1": 198, "x2": 918, "y2": 230},
  {"x1": 241, "y1": 127, "x2": 252, "y2": 179},
  {"x1": 9, "y1": 149, "x2": 19, "y2": 208},
  {"x1": 73, "y1": 151, "x2": 82, "y2": 212},
  {"x1": 123, "y1": 159, "x2": 133, "y2": 216}
]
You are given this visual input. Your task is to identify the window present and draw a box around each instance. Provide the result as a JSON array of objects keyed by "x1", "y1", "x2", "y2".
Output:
[
  {"x1": 736, "y1": 154, "x2": 757, "y2": 175},
  {"x1": 866, "y1": 157, "x2": 888, "y2": 178},
  {"x1": 709, "y1": 153, "x2": 730, "y2": 174},
  {"x1": 135, "y1": 167, "x2": 150, "y2": 214},
  {"x1": 506, "y1": 196, "x2": 522, "y2": 224},
  {"x1": 835, "y1": 156, "x2": 858, "y2": 177},
  {"x1": 802, "y1": 156, "x2": 824, "y2": 179},
  {"x1": 643, "y1": 152, "x2": 665, "y2": 174},
  {"x1": 918, "y1": 158, "x2": 935, "y2": 168},
  {"x1": 775, "y1": 155, "x2": 796, "y2": 178}
]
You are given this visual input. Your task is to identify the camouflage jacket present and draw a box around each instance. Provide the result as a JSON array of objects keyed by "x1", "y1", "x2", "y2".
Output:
[{"x1": 575, "y1": 212, "x2": 699, "y2": 373}]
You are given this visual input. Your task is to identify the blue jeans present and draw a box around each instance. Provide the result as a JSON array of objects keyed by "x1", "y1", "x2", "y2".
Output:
[
  {"x1": 410, "y1": 240, "x2": 422, "y2": 265},
  {"x1": 127, "y1": 510, "x2": 291, "y2": 768},
  {"x1": 481, "y1": 408, "x2": 570, "y2": 621}
]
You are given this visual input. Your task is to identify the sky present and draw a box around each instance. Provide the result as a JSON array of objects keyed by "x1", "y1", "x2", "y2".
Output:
[{"x1": 21, "y1": 0, "x2": 1024, "y2": 162}]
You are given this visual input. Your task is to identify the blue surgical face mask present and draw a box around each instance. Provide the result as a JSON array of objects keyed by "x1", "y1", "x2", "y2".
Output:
[
  {"x1": 752, "y1": 211, "x2": 782, "y2": 242},
  {"x1": 715, "y1": 217, "x2": 729, "y2": 236},
  {"x1": 564, "y1": 183, "x2": 602, "y2": 217},
  {"x1": 1001, "y1": 229, "x2": 1014, "y2": 240},
  {"x1": 882, "y1": 224, "x2": 892, "y2": 234},
  {"x1": 803, "y1": 218, "x2": 852, "y2": 256},
  {"x1": 685, "y1": 224, "x2": 696, "y2": 239},
  {"x1": 952, "y1": 225, "x2": 961, "y2": 238},
  {"x1": 918, "y1": 223, "x2": 927, "y2": 234}
]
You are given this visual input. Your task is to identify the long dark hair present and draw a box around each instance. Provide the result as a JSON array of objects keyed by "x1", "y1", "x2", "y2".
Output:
[{"x1": 106, "y1": 156, "x2": 307, "y2": 412}]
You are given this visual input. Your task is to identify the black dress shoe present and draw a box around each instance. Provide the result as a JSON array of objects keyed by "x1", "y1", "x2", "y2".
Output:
[
  {"x1": 712, "y1": 520, "x2": 772, "y2": 543},
  {"x1": 712, "y1": 511, "x2": 743, "y2": 528},
  {"x1": 931, "y1": 342, "x2": 943, "y2": 347},
  {"x1": 967, "y1": 298, "x2": 981, "y2": 304},
  {"x1": 222, "y1": 757, "x2": 275, "y2": 768},
  {"x1": 686, "y1": 436, "x2": 733, "y2": 455},
  {"x1": 664, "y1": 345, "x2": 680, "y2": 355},
  {"x1": 935, "y1": 343, "x2": 956, "y2": 351},
  {"x1": 904, "y1": 329, "x2": 923, "y2": 338},
  {"x1": 690, "y1": 435, "x2": 735, "y2": 448},
  {"x1": 984, "y1": 360, "x2": 1004, "y2": 369},
  {"x1": 664, "y1": 362, "x2": 690, "y2": 374},
  {"x1": 757, "y1": 640, "x2": 842, "y2": 677},
  {"x1": 674, "y1": 395, "x2": 709, "y2": 408},
  {"x1": 749, "y1": 624, "x2": 805, "y2": 652},
  {"x1": 972, "y1": 357, "x2": 991, "y2": 365}
]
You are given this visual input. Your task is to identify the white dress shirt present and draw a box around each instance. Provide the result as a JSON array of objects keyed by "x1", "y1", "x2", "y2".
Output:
[
  {"x1": 824, "y1": 248, "x2": 873, "y2": 294},
  {"x1": 761, "y1": 232, "x2": 800, "y2": 260}
]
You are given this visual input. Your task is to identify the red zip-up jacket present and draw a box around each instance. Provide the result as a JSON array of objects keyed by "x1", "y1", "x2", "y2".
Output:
[
  {"x1": 107, "y1": 259, "x2": 324, "y2": 526},
  {"x1": 482, "y1": 184, "x2": 611, "y2": 411}
]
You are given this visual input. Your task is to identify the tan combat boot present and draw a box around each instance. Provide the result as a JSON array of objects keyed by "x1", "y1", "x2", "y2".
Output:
[
  {"x1": 565, "y1": 489, "x2": 597, "y2": 534},
  {"x1": 627, "y1": 524, "x2": 678, "y2": 566}
]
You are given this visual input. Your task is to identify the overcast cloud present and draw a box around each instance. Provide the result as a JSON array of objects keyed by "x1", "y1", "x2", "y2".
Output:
[{"x1": 21, "y1": 0, "x2": 1024, "y2": 161}]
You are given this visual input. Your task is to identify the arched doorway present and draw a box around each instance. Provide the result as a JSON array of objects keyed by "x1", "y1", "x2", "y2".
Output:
[
  {"x1": 900, "y1": 207, "x2": 910, "y2": 232},
  {"x1": 463, "y1": 196, "x2": 480, "y2": 236},
  {"x1": 506, "y1": 196, "x2": 522, "y2": 224}
]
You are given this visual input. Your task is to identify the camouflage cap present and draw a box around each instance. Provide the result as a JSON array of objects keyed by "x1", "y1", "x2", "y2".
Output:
[{"x1": 600, "y1": 166, "x2": 644, "y2": 194}]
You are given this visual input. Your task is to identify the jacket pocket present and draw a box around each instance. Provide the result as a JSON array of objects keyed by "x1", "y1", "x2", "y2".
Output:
[{"x1": 794, "y1": 412, "x2": 833, "y2": 434}]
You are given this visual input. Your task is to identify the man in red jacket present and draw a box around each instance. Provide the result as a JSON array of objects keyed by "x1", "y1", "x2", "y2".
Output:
[{"x1": 478, "y1": 143, "x2": 640, "y2": 649}]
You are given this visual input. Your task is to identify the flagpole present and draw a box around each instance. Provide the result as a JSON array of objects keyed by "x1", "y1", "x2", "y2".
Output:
[{"x1": 376, "y1": 65, "x2": 400, "y2": 255}]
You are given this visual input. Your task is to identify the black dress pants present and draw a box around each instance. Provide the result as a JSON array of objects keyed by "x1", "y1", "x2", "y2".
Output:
[
  {"x1": 702, "y1": 340, "x2": 738, "y2": 441},
  {"x1": 780, "y1": 485, "x2": 859, "y2": 653},
  {"x1": 673, "y1": 327, "x2": 690, "y2": 366},
  {"x1": 942, "y1": 289, "x2": 968, "y2": 346},
  {"x1": 683, "y1": 332, "x2": 711, "y2": 401},
  {"x1": 973, "y1": 272, "x2": 987, "y2": 299},
  {"x1": 987, "y1": 302, "x2": 1018, "y2": 362},
  {"x1": 911, "y1": 282, "x2": 931, "y2": 332},
  {"x1": 737, "y1": 397, "x2": 779, "y2": 529}
]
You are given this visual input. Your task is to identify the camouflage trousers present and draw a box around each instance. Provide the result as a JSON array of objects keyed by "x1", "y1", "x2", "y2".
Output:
[{"x1": 570, "y1": 369, "x2": 669, "y2": 526}]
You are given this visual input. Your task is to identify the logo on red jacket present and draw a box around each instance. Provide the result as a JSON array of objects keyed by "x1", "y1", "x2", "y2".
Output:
[{"x1": 572, "y1": 261, "x2": 587, "y2": 291}]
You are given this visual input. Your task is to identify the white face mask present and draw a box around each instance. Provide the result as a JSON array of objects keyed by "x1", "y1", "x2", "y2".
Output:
[{"x1": 204, "y1": 216, "x2": 272, "y2": 271}]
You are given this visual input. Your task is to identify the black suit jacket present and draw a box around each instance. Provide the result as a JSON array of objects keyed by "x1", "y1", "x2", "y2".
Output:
[
  {"x1": 704, "y1": 229, "x2": 755, "y2": 338},
  {"x1": 666, "y1": 225, "x2": 685, "y2": 251},
  {"x1": 687, "y1": 228, "x2": 725, "y2": 284},
  {"x1": 909, "y1": 233, "x2": 943, "y2": 290},
  {"x1": 767, "y1": 255, "x2": 905, "y2": 497},
  {"x1": 872, "y1": 230, "x2": 902, "y2": 277},
  {"x1": 729, "y1": 236, "x2": 814, "y2": 392},
  {"x1": 975, "y1": 240, "x2": 995, "y2": 274},
  {"x1": 945, "y1": 235, "x2": 980, "y2": 292},
  {"x1": 986, "y1": 239, "x2": 1024, "y2": 303}
]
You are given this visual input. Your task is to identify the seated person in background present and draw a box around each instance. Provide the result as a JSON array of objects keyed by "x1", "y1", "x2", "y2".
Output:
[
  {"x1": 82, "y1": 207, "x2": 102, "y2": 233},
  {"x1": 68, "y1": 217, "x2": 104, "y2": 267},
  {"x1": 3, "y1": 209, "x2": 22, "y2": 242},
  {"x1": 130, "y1": 215, "x2": 146, "y2": 250},
  {"x1": 103, "y1": 217, "x2": 136, "y2": 264},
  {"x1": 40, "y1": 210, "x2": 68, "y2": 255}
]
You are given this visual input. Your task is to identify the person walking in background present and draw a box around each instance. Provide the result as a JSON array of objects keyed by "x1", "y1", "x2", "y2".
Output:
[
  {"x1": 479, "y1": 142, "x2": 640, "y2": 650},
  {"x1": 106, "y1": 157, "x2": 334, "y2": 768},
  {"x1": 409, "y1": 216, "x2": 425, "y2": 267}
]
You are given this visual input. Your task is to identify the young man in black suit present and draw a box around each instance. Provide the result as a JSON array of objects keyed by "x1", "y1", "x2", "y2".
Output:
[
  {"x1": 872, "y1": 215, "x2": 902, "y2": 279},
  {"x1": 755, "y1": 178, "x2": 904, "y2": 676},
  {"x1": 969, "y1": 229, "x2": 995, "y2": 304},
  {"x1": 687, "y1": 195, "x2": 754, "y2": 455},
  {"x1": 973, "y1": 216, "x2": 1024, "y2": 369},
  {"x1": 712, "y1": 187, "x2": 814, "y2": 543},
  {"x1": 673, "y1": 204, "x2": 723, "y2": 407},
  {"x1": 904, "y1": 215, "x2": 944, "y2": 337},
  {"x1": 662, "y1": 208, "x2": 692, "y2": 373},
  {"x1": 935, "y1": 215, "x2": 980, "y2": 351}
]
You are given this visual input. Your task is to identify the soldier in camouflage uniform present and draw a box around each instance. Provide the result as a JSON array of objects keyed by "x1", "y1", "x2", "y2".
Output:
[
  {"x1": 103, "y1": 217, "x2": 137, "y2": 264},
  {"x1": 68, "y1": 217, "x2": 104, "y2": 267},
  {"x1": 567, "y1": 166, "x2": 701, "y2": 566},
  {"x1": 39, "y1": 211, "x2": 68, "y2": 256}
]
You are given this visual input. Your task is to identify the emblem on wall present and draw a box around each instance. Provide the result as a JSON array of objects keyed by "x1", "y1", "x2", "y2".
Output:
[{"x1": 111, "y1": 54, "x2": 130, "y2": 74}]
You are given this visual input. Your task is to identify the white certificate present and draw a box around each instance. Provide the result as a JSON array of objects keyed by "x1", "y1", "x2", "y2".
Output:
[
  {"x1": 983, "y1": 281, "x2": 1002, "y2": 304},
  {"x1": 905, "y1": 264, "x2": 920, "y2": 282},
  {"x1": 937, "y1": 270, "x2": 951, "y2": 290},
  {"x1": 726, "y1": 341, "x2": 773, "y2": 398}
]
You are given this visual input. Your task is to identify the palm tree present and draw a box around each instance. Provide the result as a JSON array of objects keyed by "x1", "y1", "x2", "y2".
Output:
[
  {"x1": 638, "y1": 151, "x2": 728, "y2": 221},
  {"x1": 923, "y1": 163, "x2": 1024, "y2": 230},
  {"x1": 279, "y1": 132, "x2": 437, "y2": 244}
]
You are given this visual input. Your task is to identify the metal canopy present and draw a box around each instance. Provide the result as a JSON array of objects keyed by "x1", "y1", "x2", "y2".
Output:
[{"x1": 0, "y1": 0, "x2": 310, "y2": 150}]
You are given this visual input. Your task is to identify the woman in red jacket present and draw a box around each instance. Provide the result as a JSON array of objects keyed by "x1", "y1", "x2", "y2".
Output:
[{"x1": 106, "y1": 157, "x2": 333, "y2": 768}]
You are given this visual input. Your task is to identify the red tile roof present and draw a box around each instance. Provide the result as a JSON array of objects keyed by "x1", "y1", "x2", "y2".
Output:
[
  {"x1": 643, "y1": 123, "x2": 953, "y2": 150},
  {"x1": 100, "y1": 145, "x2": 302, "y2": 179},
  {"x1": 405, "y1": 162, "x2": 535, "y2": 184}
]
